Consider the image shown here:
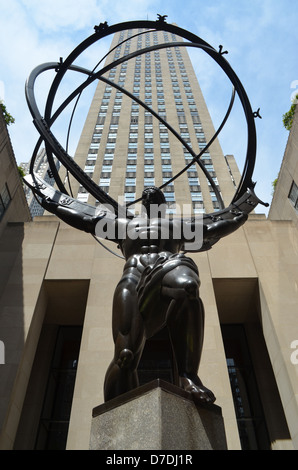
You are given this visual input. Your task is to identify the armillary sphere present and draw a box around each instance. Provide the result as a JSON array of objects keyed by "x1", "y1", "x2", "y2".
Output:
[{"x1": 24, "y1": 16, "x2": 268, "y2": 255}]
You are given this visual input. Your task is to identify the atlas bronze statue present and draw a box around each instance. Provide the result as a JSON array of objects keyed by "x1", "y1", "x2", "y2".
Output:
[
  {"x1": 23, "y1": 17, "x2": 268, "y2": 405},
  {"x1": 37, "y1": 185, "x2": 248, "y2": 404}
]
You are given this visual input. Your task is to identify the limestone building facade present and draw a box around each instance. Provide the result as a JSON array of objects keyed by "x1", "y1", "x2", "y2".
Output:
[
  {"x1": 0, "y1": 112, "x2": 31, "y2": 237},
  {"x1": 0, "y1": 27, "x2": 297, "y2": 450}
]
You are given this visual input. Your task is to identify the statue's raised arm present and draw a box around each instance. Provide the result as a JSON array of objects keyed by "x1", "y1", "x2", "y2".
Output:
[
  {"x1": 39, "y1": 195, "x2": 107, "y2": 234},
  {"x1": 180, "y1": 184, "x2": 266, "y2": 253},
  {"x1": 181, "y1": 210, "x2": 248, "y2": 253},
  {"x1": 23, "y1": 172, "x2": 118, "y2": 238}
]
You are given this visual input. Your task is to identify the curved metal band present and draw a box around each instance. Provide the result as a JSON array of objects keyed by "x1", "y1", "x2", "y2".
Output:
[
  {"x1": 26, "y1": 57, "x2": 231, "y2": 213},
  {"x1": 25, "y1": 19, "x2": 258, "y2": 224},
  {"x1": 41, "y1": 20, "x2": 257, "y2": 203}
]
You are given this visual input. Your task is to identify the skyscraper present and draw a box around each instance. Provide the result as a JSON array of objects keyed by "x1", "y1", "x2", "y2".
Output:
[{"x1": 67, "y1": 26, "x2": 241, "y2": 217}]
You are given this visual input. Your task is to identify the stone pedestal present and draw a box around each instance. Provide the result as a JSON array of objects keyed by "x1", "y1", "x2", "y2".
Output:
[{"x1": 90, "y1": 379, "x2": 227, "y2": 450}]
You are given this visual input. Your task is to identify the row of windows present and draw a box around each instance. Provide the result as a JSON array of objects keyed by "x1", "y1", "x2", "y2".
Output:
[
  {"x1": 125, "y1": 36, "x2": 178, "y2": 209},
  {"x1": 166, "y1": 58, "x2": 205, "y2": 212}
]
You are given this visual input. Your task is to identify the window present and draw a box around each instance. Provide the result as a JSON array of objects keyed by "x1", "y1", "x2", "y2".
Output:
[
  {"x1": 188, "y1": 177, "x2": 200, "y2": 185},
  {"x1": 102, "y1": 165, "x2": 112, "y2": 172},
  {"x1": 35, "y1": 327, "x2": 83, "y2": 450},
  {"x1": 99, "y1": 178, "x2": 110, "y2": 186},
  {"x1": 204, "y1": 164, "x2": 215, "y2": 171},
  {"x1": 181, "y1": 132, "x2": 190, "y2": 139},
  {"x1": 144, "y1": 177, "x2": 155, "y2": 186},
  {"x1": 191, "y1": 192, "x2": 203, "y2": 201},
  {"x1": 221, "y1": 325, "x2": 270, "y2": 450},
  {"x1": 0, "y1": 184, "x2": 11, "y2": 220},
  {"x1": 77, "y1": 194, "x2": 89, "y2": 203},
  {"x1": 84, "y1": 164, "x2": 95, "y2": 172},
  {"x1": 199, "y1": 142, "x2": 208, "y2": 149},
  {"x1": 87, "y1": 155, "x2": 97, "y2": 161},
  {"x1": 288, "y1": 180, "x2": 298, "y2": 210},
  {"x1": 144, "y1": 165, "x2": 154, "y2": 172},
  {"x1": 126, "y1": 165, "x2": 136, "y2": 171},
  {"x1": 126, "y1": 178, "x2": 136, "y2": 185},
  {"x1": 124, "y1": 193, "x2": 136, "y2": 203},
  {"x1": 196, "y1": 132, "x2": 205, "y2": 139},
  {"x1": 210, "y1": 191, "x2": 218, "y2": 202},
  {"x1": 164, "y1": 192, "x2": 175, "y2": 201},
  {"x1": 108, "y1": 132, "x2": 117, "y2": 138},
  {"x1": 125, "y1": 186, "x2": 135, "y2": 193}
]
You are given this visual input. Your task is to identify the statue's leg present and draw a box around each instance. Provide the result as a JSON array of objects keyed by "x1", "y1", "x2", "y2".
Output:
[
  {"x1": 104, "y1": 275, "x2": 145, "y2": 402},
  {"x1": 162, "y1": 266, "x2": 216, "y2": 404}
]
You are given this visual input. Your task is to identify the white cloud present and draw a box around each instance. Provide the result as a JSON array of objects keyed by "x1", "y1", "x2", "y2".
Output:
[
  {"x1": 19, "y1": 0, "x2": 105, "y2": 31},
  {"x1": 0, "y1": 0, "x2": 161, "y2": 163}
]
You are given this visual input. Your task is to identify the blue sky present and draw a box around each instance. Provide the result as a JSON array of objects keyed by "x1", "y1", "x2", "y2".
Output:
[{"x1": 0, "y1": 0, "x2": 297, "y2": 214}]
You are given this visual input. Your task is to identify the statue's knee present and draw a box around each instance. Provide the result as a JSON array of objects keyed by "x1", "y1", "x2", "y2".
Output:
[
  {"x1": 162, "y1": 278, "x2": 199, "y2": 300},
  {"x1": 162, "y1": 267, "x2": 200, "y2": 298},
  {"x1": 116, "y1": 348, "x2": 134, "y2": 369}
]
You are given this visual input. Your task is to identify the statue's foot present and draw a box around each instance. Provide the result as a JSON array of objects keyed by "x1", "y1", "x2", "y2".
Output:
[{"x1": 179, "y1": 375, "x2": 216, "y2": 404}]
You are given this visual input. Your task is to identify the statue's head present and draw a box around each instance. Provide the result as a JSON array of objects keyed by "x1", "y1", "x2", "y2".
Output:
[{"x1": 141, "y1": 186, "x2": 166, "y2": 218}]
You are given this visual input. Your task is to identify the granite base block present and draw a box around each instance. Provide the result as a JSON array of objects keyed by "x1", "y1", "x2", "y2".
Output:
[{"x1": 90, "y1": 380, "x2": 227, "y2": 450}]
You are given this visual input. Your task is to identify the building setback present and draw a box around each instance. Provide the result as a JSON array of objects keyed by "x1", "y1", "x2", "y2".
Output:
[
  {"x1": 0, "y1": 26, "x2": 297, "y2": 451},
  {"x1": 20, "y1": 149, "x2": 60, "y2": 218},
  {"x1": 0, "y1": 112, "x2": 31, "y2": 237}
]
